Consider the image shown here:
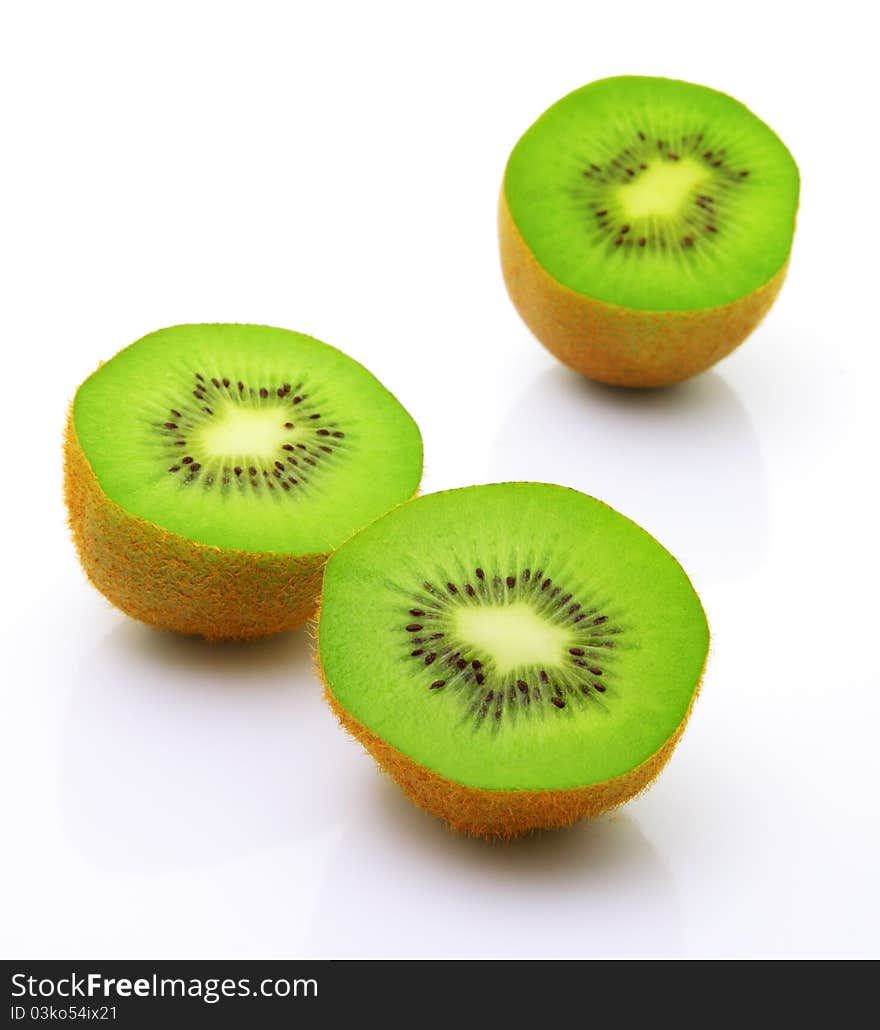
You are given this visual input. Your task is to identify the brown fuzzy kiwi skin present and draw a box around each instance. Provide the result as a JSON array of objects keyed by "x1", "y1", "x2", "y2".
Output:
[
  {"x1": 64, "y1": 410, "x2": 327, "y2": 640},
  {"x1": 499, "y1": 189, "x2": 790, "y2": 388},
  {"x1": 318, "y1": 642, "x2": 706, "y2": 842}
]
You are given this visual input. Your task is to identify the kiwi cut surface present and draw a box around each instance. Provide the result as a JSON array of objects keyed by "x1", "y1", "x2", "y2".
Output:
[
  {"x1": 319, "y1": 483, "x2": 709, "y2": 839},
  {"x1": 65, "y1": 324, "x2": 422, "y2": 639},
  {"x1": 500, "y1": 76, "x2": 799, "y2": 386}
]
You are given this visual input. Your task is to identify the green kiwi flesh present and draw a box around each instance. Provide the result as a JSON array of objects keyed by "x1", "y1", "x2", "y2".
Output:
[
  {"x1": 504, "y1": 75, "x2": 799, "y2": 311},
  {"x1": 319, "y1": 483, "x2": 709, "y2": 792},
  {"x1": 72, "y1": 323, "x2": 423, "y2": 553}
]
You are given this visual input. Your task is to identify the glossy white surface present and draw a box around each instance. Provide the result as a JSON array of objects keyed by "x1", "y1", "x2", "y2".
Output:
[{"x1": 1, "y1": 0, "x2": 877, "y2": 959}]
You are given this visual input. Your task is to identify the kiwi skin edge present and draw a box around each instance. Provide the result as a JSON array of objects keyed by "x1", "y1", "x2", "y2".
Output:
[
  {"x1": 499, "y1": 190, "x2": 789, "y2": 388},
  {"x1": 64, "y1": 410, "x2": 327, "y2": 640},
  {"x1": 319, "y1": 648, "x2": 707, "y2": 842}
]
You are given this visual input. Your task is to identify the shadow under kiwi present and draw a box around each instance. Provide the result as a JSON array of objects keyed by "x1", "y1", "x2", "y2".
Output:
[
  {"x1": 305, "y1": 771, "x2": 683, "y2": 958},
  {"x1": 57, "y1": 619, "x2": 365, "y2": 872},
  {"x1": 489, "y1": 364, "x2": 768, "y2": 585}
]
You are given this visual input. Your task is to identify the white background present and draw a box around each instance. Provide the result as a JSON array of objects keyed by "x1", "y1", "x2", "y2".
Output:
[{"x1": 1, "y1": 1, "x2": 877, "y2": 959}]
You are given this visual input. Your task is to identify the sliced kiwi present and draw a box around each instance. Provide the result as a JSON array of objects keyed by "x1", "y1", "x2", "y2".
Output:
[
  {"x1": 65, "y1": 324, "x2": 423, "y2": 639},
  {"x1": 500, "y1": 76, "x2": 800, "y2": 386},
  {"x1": 319, "y1": 483, "x2": 709, "y2": 840}
]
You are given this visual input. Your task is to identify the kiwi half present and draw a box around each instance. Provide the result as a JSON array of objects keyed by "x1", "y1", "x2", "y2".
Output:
[
  {"x1": 319, "y1": 483, "x2": 709, "y2": 840},
  {"x1": 65, "y1": 324, "x2": 423, "y2": 639},
  {"x1": 500, "y1": 76, "x2": 800, "y2": 387}
]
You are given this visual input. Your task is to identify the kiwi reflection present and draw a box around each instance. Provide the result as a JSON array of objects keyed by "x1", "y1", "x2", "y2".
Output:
[
  {"x1": 59, "y1": 621, "x2": 363, "y2": 871},
  {"x1": 307, "y1": 778, "x2": 682, "y2": 958},
  {"x1": 489, "y1": 367, "x2": 767, "y2": 584}
]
